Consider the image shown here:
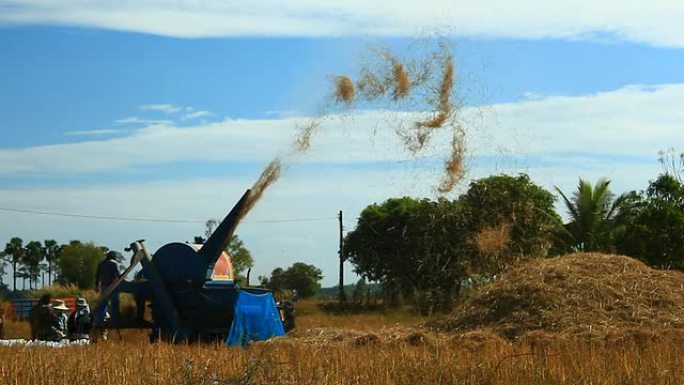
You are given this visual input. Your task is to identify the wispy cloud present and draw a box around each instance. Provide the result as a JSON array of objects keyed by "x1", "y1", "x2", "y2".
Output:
[
  {"x1": 0, "y1": 1, "x2": 683, "y2": 46},
  {"x1": 182, "y1": 110, "x2": 213, "y2": 120},
  {"x1": 1, "y1": 83, "x2": 682, "y2": 176},
  {"x1": 114, "y1": 117, "x2": 174, "y2": 125},
  {"x1": 64, "y1": 129, "x2": 121, "y2": 136},
  {"x1": 264, "y1": 110, "x2": 301, "y2": 118},
  {"x1": 139, "y1": 104, "x2": 181, "y2": 114}
]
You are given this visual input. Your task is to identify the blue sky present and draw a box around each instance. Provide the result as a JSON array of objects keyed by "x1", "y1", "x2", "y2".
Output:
[{"x1": 1, "y1": 1, "x2": 684, "y2": 286}]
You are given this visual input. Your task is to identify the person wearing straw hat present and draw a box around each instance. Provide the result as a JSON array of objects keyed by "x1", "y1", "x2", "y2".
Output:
[
  {"x1": 67, "y1": 298, "x2": 93, "y2": 340},
  {"x1": 51, "y1": 299, "x2": 70, "y2": 340}
]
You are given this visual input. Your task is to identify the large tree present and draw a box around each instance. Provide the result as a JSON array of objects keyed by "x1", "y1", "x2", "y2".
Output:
[
  {"x1": 345, "y1": 174, "x2": 560, "y2": 312},
  {"x1": 345, "y1": 197, "x2": 470, "y2": 311},
  {"x1": 555, "y1": 178, "x2": 625, "y2": 253},
  {"x1": 260, "y1": 263, "x2": 323, "y2": 299},
  {"x1": 22, "y1": 240, "x2": 43, "y2": 290},
  {"x1": 4, "y1": 237, "x2": 24, "y2": 291},
  {"x1": 57, "y1": 240, "x2": 105, "y2": 289},
  {"x1": 226, "y1": 235, "x2": 254, "y2": 278},
  {"x1": 615, "y1": 174, "x2": 684, "y2": 269},
  {"x1": 281, "y1": 262, "x2": 323, "y2": 299},
  {"x1": 43, "y1": 239, "x2": 61, "y2": 286},
  {"x1": 459, "y1": 174, "x2": 562, "y2": 269}
]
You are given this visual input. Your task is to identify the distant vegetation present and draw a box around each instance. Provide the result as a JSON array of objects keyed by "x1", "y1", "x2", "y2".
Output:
[{"x1": 344, "y1": 153, "x2": 684, "y2": 314}]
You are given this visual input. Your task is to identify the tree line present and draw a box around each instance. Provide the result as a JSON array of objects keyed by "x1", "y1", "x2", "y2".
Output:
[
  {"x1": 344, "y1": 164, "x2": 684, "y2": 313},
  {"x1": 1, "y1": 239, "x2": 107, "y2": 292}
]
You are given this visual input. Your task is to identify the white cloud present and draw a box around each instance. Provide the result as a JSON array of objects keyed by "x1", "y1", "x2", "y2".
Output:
[
  {"x1": 64, "y1": 129, "x2": 121, "y2": 136},
  {"x1": 114, "y1": 116, "x2": 175, "y2": 125},
  {"x1": 0, "y1": 1, "x2": 683, "y2": 46},
  {"x1": 182, "y1": 110, "x2": 213, "y2": 120},
  {"x1": 139, "y1": 104, "x2": 182, "y2": 114},
  {"x1": 0, "y1": 83, "x2": 682, "y2": 176}
]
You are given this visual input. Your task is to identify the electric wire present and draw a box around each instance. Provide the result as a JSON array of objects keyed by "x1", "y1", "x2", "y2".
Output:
[{"x1": 0, "y1": 206, "x2": 337, "y2": 224}]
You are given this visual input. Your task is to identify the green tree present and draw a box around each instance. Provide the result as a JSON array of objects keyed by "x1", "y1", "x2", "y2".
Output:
[
  {"x1": 57, "y1": 240, "x2": 105, "y2": 289},
  {"x1": 0, "y1": 251, "x2": 8, "y2": 290},
  {"x1": 555, "y1": 178, "x2": 625, "y2": 252},
  {"x1": 43, "y1": 239, "x2": 61, "y2": 286},
  {"x1": 202, "y1": 220, "x2": 254, "y2": 278},
  {"x1": 345, "y1": 174, "x2": 560, "y2": 313},
  {"x1": 282, "y1": 262, "x2": 323, "y2": 298},
  {"x1": 22, "y1": 241, "x2": 43, "y2": 290},
  {"x1": 344, "y1": 197, "x2": 433, "y2": 305},
  {"x1": 226, "y1": 235, "x2": 254, "y2": 278},
  {"x1": 615, "y1": 174, "x2": 684, "y2": 269},
  {"x1": 260, "y1": 263, "x2": 323, "y2": 298},
  {"x1": 459, "y1": 174, "x2": 562, "y2": 270},
  {"x1": 345, "y1": 197, "x2": 469, "y2": 311},
  {"x1": 4, "y1": 237, "x2": 24, "y2": 291},
  {"x1": 16, "y1": 266, "x2": 30, "y2": 291},
  {"x1": 260, "y1": 267, "x2": 286, "y2": 292}
]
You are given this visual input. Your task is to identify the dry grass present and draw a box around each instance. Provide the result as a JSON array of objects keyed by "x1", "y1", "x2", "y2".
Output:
[
  {"x1": 3, "y1": 315, "x2": 684, "y2": 384},
  {"x1": 238, "y1": 158, "x2": 281, "y2": 222},
  {"x1": 471, "y1": 222, "x2": 511, "y2": 257},
  {"x1": 335, "y1": 76, "x2": 355, "y2": 103},
  {"x1": 292, "y1": 118, "x2": 322, "y2": 153},
  {"x1": 357, "y1": 69, "x2": 386, "y2": 100},
  {"x1": 437, "y1": 128, "x2": 466, "y2": 194},
  {"x1": 391, "y1": 61, "x2": 410, "y2": 100},
  {"x1": 3, "y1": 297, "x2": 684, "y2": 384},
  {"x1": 415, "y1": 52, "x2": 454, "y2": 129}
]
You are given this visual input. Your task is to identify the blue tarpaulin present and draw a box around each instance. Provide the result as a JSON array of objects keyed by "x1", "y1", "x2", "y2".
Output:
[{"x1": 226, "y1": 291, "x2": 285, "y2": 347}]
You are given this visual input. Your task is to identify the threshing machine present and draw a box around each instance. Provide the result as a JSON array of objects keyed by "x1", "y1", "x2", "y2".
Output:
[{"x1": 95, "y1": 189, "x2": 287, "y2": 345}]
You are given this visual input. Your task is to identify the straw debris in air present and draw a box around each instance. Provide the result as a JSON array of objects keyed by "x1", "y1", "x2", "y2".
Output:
[{"x1": 335, "y1": 76, "x2": 355, "y2": 103}]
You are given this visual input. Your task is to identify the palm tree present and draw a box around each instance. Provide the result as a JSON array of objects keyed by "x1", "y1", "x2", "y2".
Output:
[
  {"x1": 23, "y1": 241, "x2": 43, "y2": 290},
  {"x1": 3, "y1": 237, "x2": 24, "y2": 291},
  {"x1": 43, "y1": 239, "x2": 60, "y2": 286},
  {"x1": 0, "y1": 251, "x2": 8, "y2": 290},
  {"x1": 555, "y1": 178, "x2": 625, "y2": 252}
]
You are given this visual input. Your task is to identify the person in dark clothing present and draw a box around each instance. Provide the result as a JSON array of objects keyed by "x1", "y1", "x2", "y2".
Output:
[
  {"x1": 95, "y1": 250, "x2": 123, "y2": 326},
  {"x1": 67, "y1": 298, "x2": 92, "y2": 340},
  {"x1": 132, "y1": 269, "x2": 150, "y2": 323},
  {"x1": 28, "y1": 293, "x2": 62, "y2": 341}
]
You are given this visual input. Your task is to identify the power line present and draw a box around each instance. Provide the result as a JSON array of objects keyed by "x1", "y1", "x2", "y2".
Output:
[{"x1": 0, "y1": 206, "x2": 337, "y2": 224}]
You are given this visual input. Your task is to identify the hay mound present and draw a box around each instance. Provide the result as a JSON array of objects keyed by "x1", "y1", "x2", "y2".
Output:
[{"x1": 435, "y1": 253, "x2": 684, "y2": 339}]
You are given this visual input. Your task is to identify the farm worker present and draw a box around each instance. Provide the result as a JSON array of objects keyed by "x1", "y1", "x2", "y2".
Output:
[
  {"x1": 0, "y1": 314, "x2": 4, "y2": 339},
  {"x1": 132, "y1": 269, "x2": 150, "y2": 323},
  {"x1": 95, "y1": 250, "x2": 123, "y2": 326},
  {"x1": 51, "y1": 299, "x2": 70, "y2": 340},
  {"x1": 28, "y1": 293, "x2": 62, "y2": 341},
  {"x1": 67, "y1": 297, "x2": 93, "y2": 340}
]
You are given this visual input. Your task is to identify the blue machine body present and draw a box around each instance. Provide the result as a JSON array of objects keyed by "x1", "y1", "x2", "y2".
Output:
[{"x1": 97, "y1": 189, "x2": 286, "y2": 344}]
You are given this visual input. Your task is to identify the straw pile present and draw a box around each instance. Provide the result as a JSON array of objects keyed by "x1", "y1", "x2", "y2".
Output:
[
  {"x1": 263, "y1": 327, "x2": 438, "y2": 348},
  {"x1": 434, "y1": 253, "x2": 684, "y2": 339}
]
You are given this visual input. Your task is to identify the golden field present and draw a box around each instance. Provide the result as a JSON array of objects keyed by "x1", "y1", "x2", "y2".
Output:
[{"x1": 1, "y1": 300, "x2": 684, "y2": 385}]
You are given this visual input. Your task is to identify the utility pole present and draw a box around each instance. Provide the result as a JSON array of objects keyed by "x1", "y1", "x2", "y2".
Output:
[{"x1": 338, "y1": 210, "x2": 347, "y2": 303}]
